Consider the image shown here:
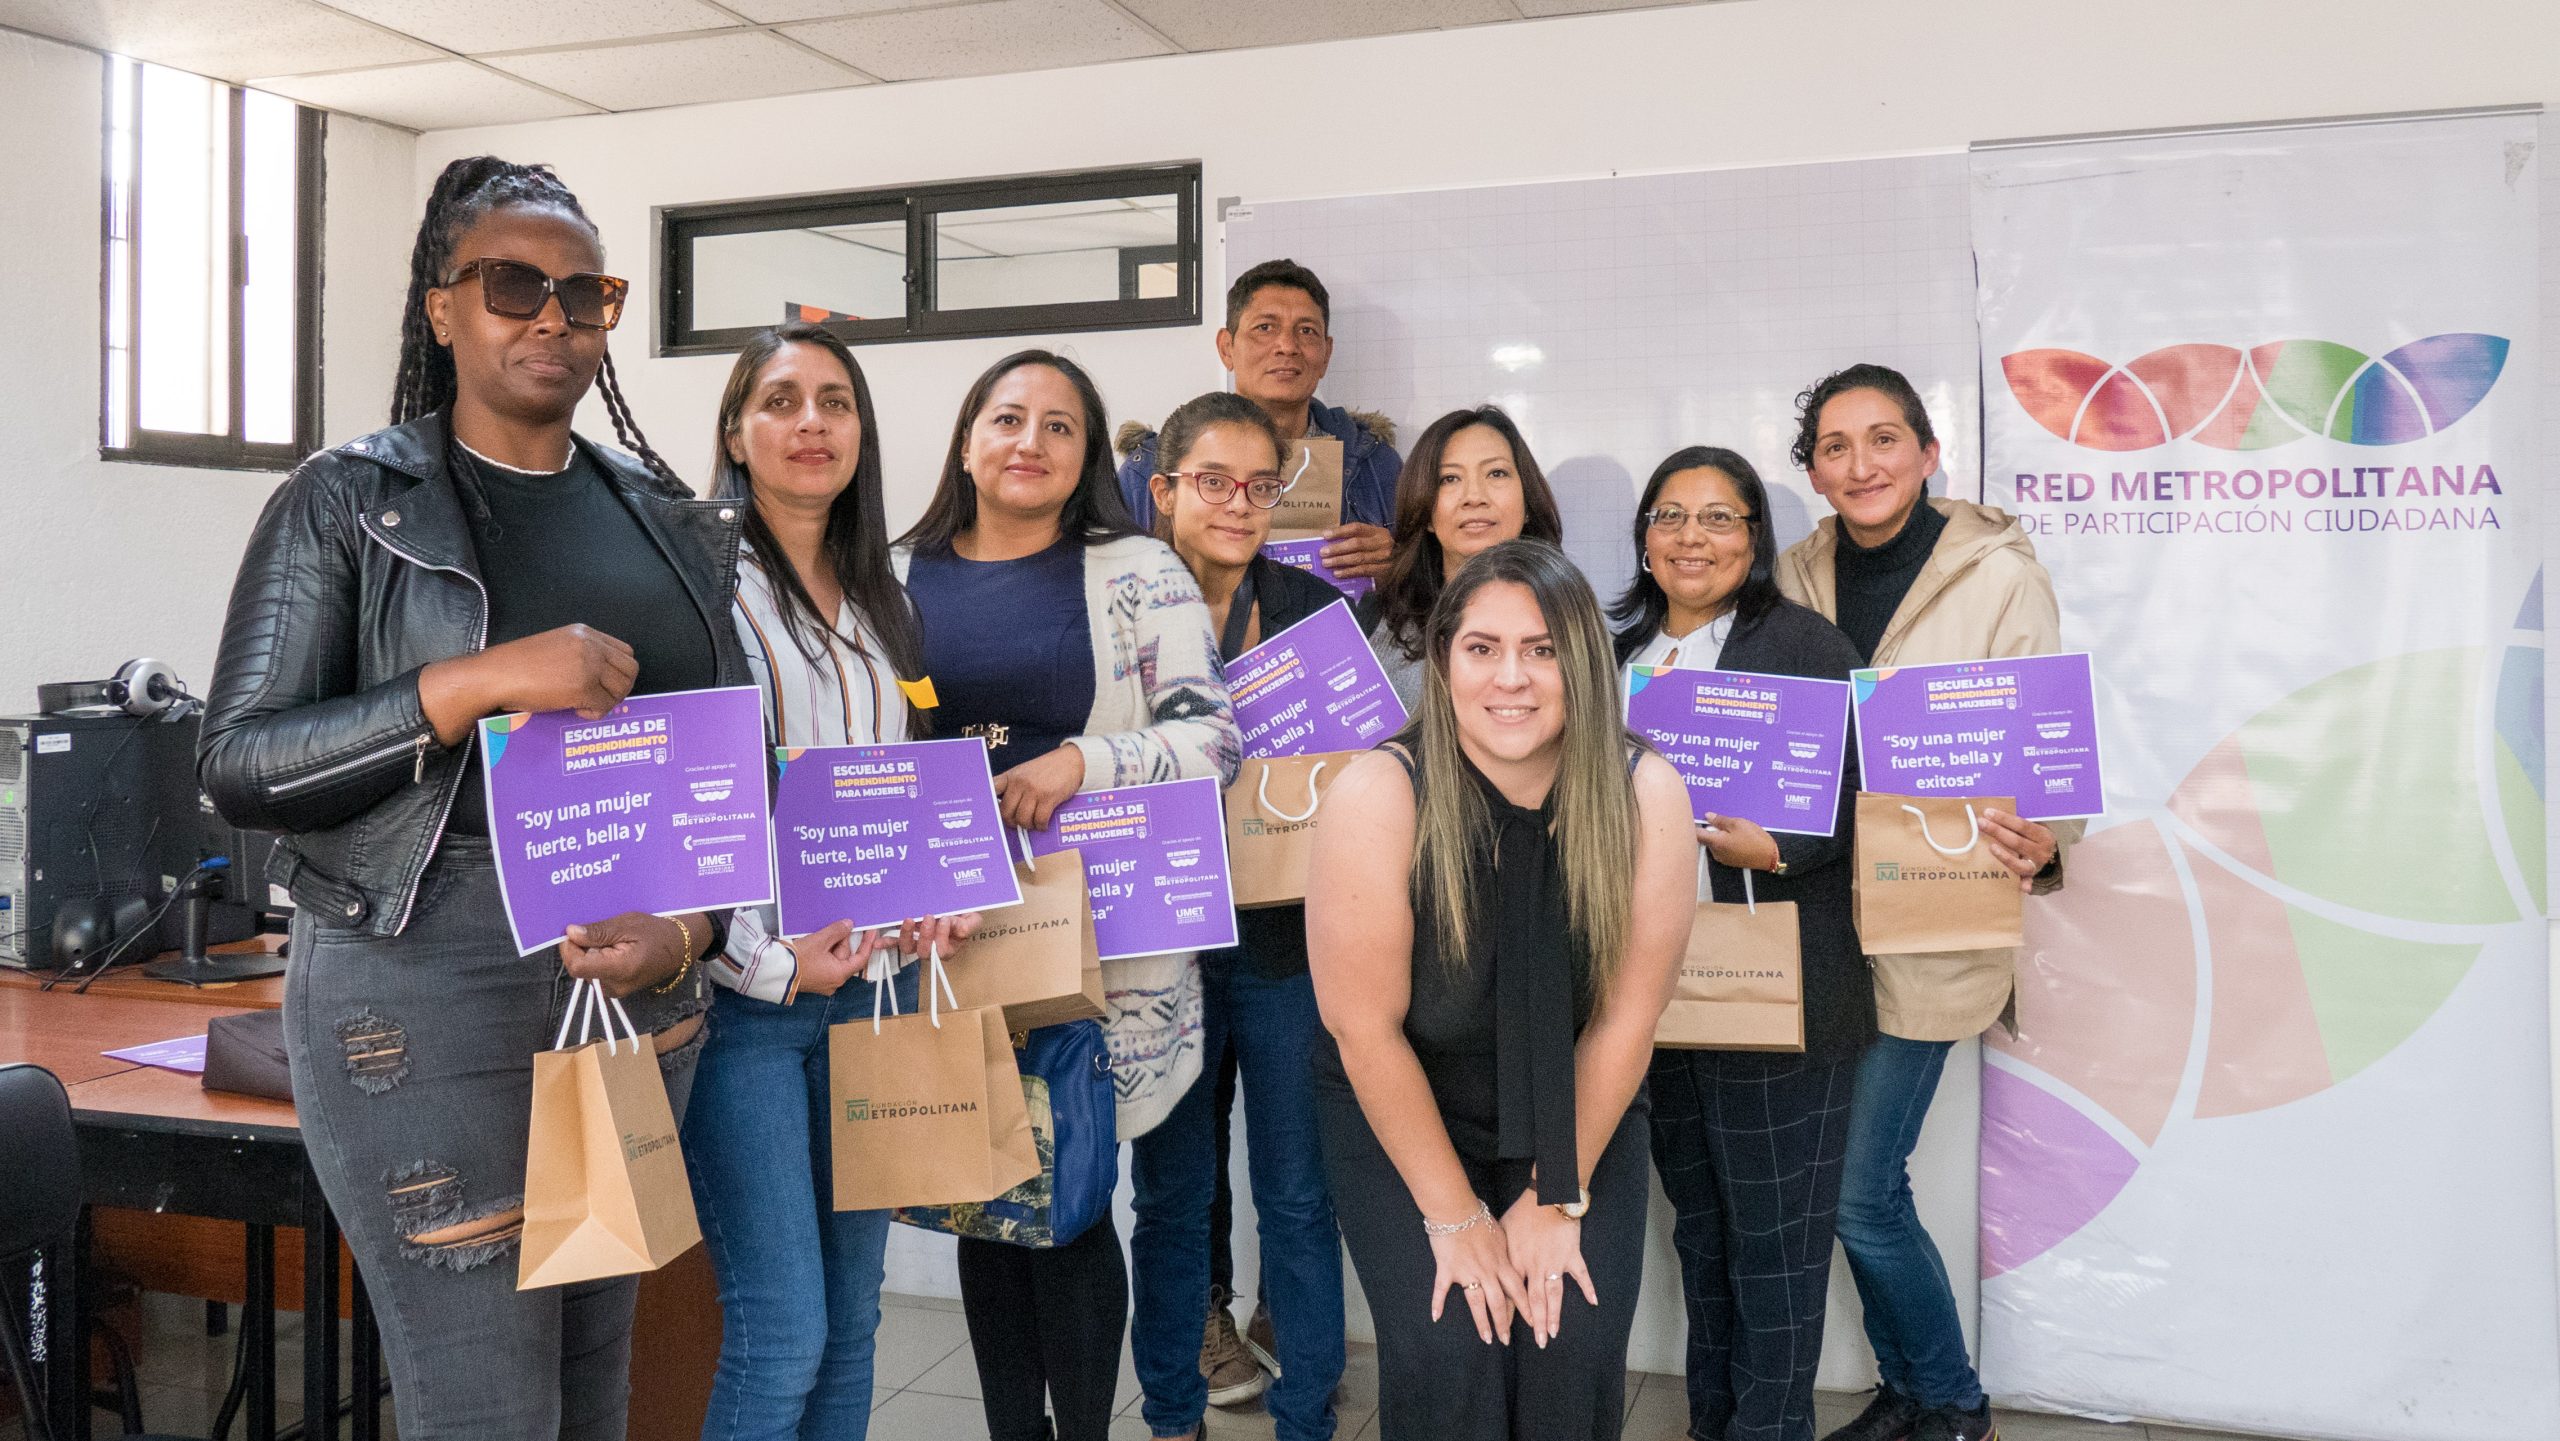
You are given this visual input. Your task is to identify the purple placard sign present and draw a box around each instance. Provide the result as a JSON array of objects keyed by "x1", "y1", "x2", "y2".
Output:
[
  {"x1": 480, "y1": 685, "x2": 775, "y2": 955},
  {"x1": 1625, "y1": 665, "x2": 1852, "y2": 836},
  {"x1": 771, "y1": 738, "x2": 1022, "y2": 935},
  {"x1": 1259, "y1": 537, "x2": 1373, "y2": 599},
  {"x1": 1026, "y1": 777, "x2": 1238, "y2": 960},
  {"x1": 1229, "y1": 601, "x2": 1408, "y2": 759},
  {"x1": 1850, "y1": 653, "x2": 2104, "y2": 820}
]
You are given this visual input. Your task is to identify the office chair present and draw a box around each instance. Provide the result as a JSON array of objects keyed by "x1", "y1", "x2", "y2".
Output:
[{"x1": 0, "y1": 1062, "x2": 195, "y2": 1441}]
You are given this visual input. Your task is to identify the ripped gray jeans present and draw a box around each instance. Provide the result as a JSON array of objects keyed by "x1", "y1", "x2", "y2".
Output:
[{"x1": 282, "y1": 835, "x2": 706, "y2": 1440}]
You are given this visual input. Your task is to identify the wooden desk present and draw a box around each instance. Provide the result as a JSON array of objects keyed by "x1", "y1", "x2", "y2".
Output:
[
  {"x1": 0, "y1": 936, "x2": 285, "y2": 1009},
  {"x1": 0, "y1": 947, "x2": 717, "y2": 1441},
  {"x1": 0, "y1": 988, "x2": 261, "y2": 1086}
]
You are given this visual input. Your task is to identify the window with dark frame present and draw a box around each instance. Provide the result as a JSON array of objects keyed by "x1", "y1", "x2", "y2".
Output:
[
  {"x1": 101, "y1": 56, "x2": 325, "y2": 473},
  {"x1": 659, "y1": 163, "x2": 1201, "y2": 356}
]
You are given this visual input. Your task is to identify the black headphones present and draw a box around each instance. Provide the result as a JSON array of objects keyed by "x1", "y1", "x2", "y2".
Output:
[{"x1": 37, "y1": 658, "x2": 196, "y2": 718}]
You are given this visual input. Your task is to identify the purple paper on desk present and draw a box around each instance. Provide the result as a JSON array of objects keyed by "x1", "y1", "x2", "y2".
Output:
[
  {"x1": 1850, "y1": 653, "x2": 2104, "y2": 821},
  {"x1": 1229, "y1": 601, "x2": 1407, "y2": 759},
  {"x1": 1259, "y1": 537, "x2": 1373, "y2": 599},
  {"x1": 1026, "y1": 777, "x2": 1238, "y2": 960},
  {"x1": 1626, "y1": 665, "x2": 1852, "y2": 836},
  {"x1": 772, "y1": 739, "x2": 1022, "y2": 936},
  {"x1": 479, "y1": 685, "x2": 775, "y2": 955},
  {"x1": 105, "y1": 1034, "x2": 208, "y2": 1074}
]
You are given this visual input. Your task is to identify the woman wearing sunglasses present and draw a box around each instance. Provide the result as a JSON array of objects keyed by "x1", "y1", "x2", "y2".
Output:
[
  {"x1": 200, "y1": 157, "x2": 743, "y2": 1439},
  {"x1": 1608, "y1": 448, "x2": 1872, "y2": 1441},
  {"x1": 1128, "y1": 392, "x2": 1348, "y2": 1441}
]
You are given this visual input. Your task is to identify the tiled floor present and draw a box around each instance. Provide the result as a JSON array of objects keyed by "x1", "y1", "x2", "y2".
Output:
[{"x1": 15, "y1": 1290, "x2": 2308, "y2": 1441}]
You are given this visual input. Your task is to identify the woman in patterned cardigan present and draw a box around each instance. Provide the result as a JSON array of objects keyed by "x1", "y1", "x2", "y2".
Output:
[{"x1": 898, "y1": 349, "x2": 1240, "y2": 1441}]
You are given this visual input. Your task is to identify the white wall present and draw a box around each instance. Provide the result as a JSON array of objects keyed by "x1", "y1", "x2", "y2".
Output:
[
  {"x1": 416, "y1": 0, "x2": 2560, "y2": 533},
  {"x1": 0, "y1": 26, "x2": 416, "y2": 712}
]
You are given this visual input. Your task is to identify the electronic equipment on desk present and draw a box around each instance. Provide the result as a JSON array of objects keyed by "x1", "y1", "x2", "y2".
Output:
[{"x1": 2, "y1": 661, "x2": 263, "y2": 977}]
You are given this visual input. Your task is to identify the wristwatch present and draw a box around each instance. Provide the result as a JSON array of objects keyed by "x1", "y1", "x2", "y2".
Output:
[{"x1": 1551, "y1": 1186, "x2": 1591, "y2": 1221}]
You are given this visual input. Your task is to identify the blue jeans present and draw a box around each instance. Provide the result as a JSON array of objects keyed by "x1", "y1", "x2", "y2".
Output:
[
  {"x1": 1832, "y1": 1035, "x2": 1981, "y2": 1412},
  {"x1": 681, "y1": 972, "x2": 914, "y2": 1440},
  {"x1": 1129, "y1": 948, "x2": 1343, "y2": 1441}
]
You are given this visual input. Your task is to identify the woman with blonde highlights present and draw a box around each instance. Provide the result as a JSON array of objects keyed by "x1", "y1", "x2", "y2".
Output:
[{"x1": 1306, "y1": 539, "x2": 1694, "y2": 1439}]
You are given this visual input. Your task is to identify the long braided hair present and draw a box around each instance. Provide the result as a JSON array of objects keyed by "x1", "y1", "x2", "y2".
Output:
[{"x1": 389, "y1": 157, "x2": 679, "y2": 514}]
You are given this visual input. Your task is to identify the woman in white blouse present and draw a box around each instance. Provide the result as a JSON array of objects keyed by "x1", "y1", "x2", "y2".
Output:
[{"x1": 681, "y1": 322, "x2": 976, "y2": 1439}]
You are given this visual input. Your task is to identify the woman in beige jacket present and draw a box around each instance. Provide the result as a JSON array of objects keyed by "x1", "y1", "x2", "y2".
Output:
[{"x1": 1775, "y1": 365, "x2": 2078, "y2": 1441}]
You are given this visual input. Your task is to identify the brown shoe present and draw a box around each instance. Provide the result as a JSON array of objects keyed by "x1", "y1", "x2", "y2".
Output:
[
  {"x1": 1200, "y1": 1292, "x2": 1268, "y2": 1407},
  {"x1": 1241, "y1": 1300, "x2": 1281, "y2": 1377}
]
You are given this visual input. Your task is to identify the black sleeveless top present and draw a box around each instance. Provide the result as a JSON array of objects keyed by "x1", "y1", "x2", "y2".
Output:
[{"x1": 1314, "y1": 741, "x2": 1599, "y2": 1205}]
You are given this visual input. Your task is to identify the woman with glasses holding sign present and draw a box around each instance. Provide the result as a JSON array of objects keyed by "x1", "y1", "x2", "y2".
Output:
[
  {"x1": 1774, "y1": 365, "x2": 2075, "y2": 1441},
  {"x1": 681, "y1": 321, "x2": 981, "y2": 1439},
  {"x1": 1308, "y1": 539, "x2": 1695, "y2": 1440},
  {"x1": 897, "y1": 351, "x2": 1240, "y2": 1441},
  {"x1": 1134, "y1": 392, "x2": 1349, "y2": 1441},
  {"x1": 1608, "y1": 447, "x2": 1872, "y2": 1441},
  {"x1": 199, "y1": 157, "x2": 745, "y2": 1438},
  {"x1": 1360, "y1": 406, "x2": 1566, "y2": 710}
]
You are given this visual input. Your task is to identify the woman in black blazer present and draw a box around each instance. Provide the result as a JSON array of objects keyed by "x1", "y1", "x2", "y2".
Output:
[{"x1": 1609, "y1": 446, "x2": 1873, "y2": 1441}]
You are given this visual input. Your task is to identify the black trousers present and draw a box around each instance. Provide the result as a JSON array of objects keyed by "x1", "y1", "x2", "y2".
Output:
[
  {"x1": 1646, "y1": 1049, "x2": 1856, "y2": 1441},
  {"x1": 956, "y1": 1214, "x2": 1128, "y2": 1441},
  {"x1": 1318, "y1": 1082, "x2": 1650, "y2": 1441}
]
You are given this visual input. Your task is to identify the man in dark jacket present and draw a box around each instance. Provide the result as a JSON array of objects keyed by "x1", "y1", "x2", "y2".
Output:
[{"x1": 1117, "y1": 259, "x2": 1401, "y2": 584}]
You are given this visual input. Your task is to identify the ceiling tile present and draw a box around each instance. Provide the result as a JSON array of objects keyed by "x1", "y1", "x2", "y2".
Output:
[
  {"x1": 788, "y1": 0, "x2": 1170, "y2": 83},
  {"x1": 317, "y1": 0, "x2": 738, "y2": 55},
  {"x1": 1512, "y1": 0, "x2": 1701, "y2": 15},
  {"x1": 487, "y1": 30, "x2": 866, "y2": 112},
  {"x1": 719, "y1": 0, "x2": 952, "y2": 21},
  {"x1": 253, "y1": 58, "x2": 595, "y2": 129},
  {"x1": 0, "y1": 0, "x2": 441, "y2": 81},
  {"x1": 1114, "y1": 0, "x2": 1511, "y2": 52}
]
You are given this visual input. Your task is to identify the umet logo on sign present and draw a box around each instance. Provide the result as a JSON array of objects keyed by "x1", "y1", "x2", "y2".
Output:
[{"x1": 2002, "y1": 333, "x2": 2507, "y2": 451}]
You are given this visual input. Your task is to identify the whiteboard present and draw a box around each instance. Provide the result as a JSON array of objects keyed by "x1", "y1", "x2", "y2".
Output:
[{"x1": 1225, "y1": 154, "x2": 1979, "y2": 591}]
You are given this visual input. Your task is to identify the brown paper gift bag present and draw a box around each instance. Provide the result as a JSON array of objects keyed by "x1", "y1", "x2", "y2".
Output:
[
  {"x1": 940, "y1": 844, "x2": 1105, "y2": 1030},
  {"x1": 1852, "y1": 791, "x2": 2025, "y2": 954},
  {"x1": 1266, "y1": 435, "x2": 1345, "y2": 541},
  {"x1": 518, "y1": 980, "x2": 702, "y2": 1290},
  {"x1": 1223, "y1": 753, "x2": 1352, "y2": 909},
  {"x1": 1655, "y1": 864, "x2": 1804, "y2": 1051},
  {"x1": 829, "y1": 955, "x2": 1042, "y2": 1213}
]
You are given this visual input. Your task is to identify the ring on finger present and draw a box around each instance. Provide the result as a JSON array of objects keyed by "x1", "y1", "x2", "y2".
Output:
[
  {"x1": 1462, "y1": 1280, "x2": 1482, "y2": 1292},
  {"x1": 1547, "y1": 1272, "x2": 1561, "y2": 1282}
]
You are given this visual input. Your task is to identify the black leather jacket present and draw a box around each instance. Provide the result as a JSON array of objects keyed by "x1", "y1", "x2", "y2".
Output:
[{"x1": 199, "y1": 413, "x2": 750, "y2": 937}]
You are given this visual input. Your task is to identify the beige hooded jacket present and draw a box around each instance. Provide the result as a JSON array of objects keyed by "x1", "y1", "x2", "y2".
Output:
[{"x1": 1777, "y1": 497, "x2": 2084, "y2": 1041}]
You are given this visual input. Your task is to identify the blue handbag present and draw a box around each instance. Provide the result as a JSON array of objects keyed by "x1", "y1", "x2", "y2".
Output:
[{"x1": 895, "y1": 1017, "x2": 1116, "y2": 1248}]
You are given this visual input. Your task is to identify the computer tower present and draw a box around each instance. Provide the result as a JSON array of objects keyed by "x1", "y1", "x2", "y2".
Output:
[{"x1": 0, "y1": 712, "x2": 253, "y2": 970}]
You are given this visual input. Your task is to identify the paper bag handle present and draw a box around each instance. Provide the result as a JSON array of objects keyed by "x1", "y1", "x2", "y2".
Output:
[
  {"x1": 871, "y1": 939, "x2": 961, "y2": 1032},
  {"x1": 1697, "y1": 843, "x2": 1762, "y2": 913},
  {"x1": 870, "y1": 956, "x2": 905, "y2": 1034},
  {"x1": 1259, "y1": 758, "x2": 1329, "y2": 824},
  {"x1": 1901, "y1": 801, "x2": 1982, "y2": 857},
  {"x1": 553, "y1": 977, "x2": 642, "y2": 1054}
]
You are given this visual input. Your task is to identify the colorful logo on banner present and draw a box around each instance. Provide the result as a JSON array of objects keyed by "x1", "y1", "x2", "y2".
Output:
[
  {"x1": 1980, "y1": 582, "x2": 2546, "y2": 1278},
  {"x1": 2001, "y1": 333, "x2": 2508, "y2": 450}
]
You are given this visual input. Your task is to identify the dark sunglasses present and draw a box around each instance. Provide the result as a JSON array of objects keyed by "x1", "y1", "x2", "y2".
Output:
[{"x1": 443, "y1": 257, "x2": 629, "y2": 331}]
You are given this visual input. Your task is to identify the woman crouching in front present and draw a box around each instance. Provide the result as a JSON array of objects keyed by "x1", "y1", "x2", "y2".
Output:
[{"x1": 1305, "y1": 538, "x2": 1695, "y2": 1440}]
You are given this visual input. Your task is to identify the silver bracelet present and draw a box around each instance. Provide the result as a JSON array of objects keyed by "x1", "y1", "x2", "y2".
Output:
[{"x1": 1422, "y1": 1200, "x2": 1493, "y2": 1237}]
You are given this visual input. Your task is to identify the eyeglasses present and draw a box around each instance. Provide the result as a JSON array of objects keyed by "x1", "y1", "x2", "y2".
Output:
[
  {"x1": 1173, "y1": 471, "x2": 1289, "y2": 509},
  {"x1": 442, "y1": 257, "x2": 629, "y2": 331},
  {"x1": 1644, "y1": 504, "x2": 1754, "y2": 535}
]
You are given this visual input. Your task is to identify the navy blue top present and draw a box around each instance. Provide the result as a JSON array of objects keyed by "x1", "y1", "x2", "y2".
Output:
[{"x1": 907, "y1": 537, "x2": 1095, "y2": 772}]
